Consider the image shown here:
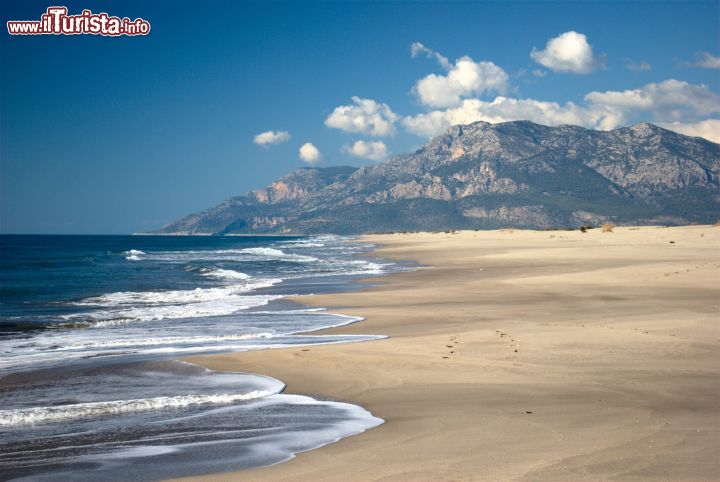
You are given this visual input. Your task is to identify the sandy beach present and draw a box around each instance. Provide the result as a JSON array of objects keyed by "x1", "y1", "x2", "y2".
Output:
[{"x1": 182, "y1": 225, "x2": 720, "y2": 481}]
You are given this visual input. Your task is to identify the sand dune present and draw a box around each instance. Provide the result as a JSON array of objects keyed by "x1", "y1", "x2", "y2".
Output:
[{"x1": 183, "y1": 226, "x2": 720, "y2": 481}]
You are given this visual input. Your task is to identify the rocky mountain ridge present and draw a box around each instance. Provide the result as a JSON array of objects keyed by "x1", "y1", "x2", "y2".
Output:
[{"x1": 156, "y1": 121, "x2": 720, "y2": 234}]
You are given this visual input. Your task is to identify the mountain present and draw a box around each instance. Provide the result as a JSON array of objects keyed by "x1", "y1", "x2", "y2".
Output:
[
  {"x1": 158, "y1": 166, "x2": 358, "y2": 235},
  {"x1": 156, "y1": 121, "x2": 720, "y2": 234}
]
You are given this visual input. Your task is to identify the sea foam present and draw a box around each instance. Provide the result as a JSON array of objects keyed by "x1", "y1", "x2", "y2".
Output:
[
  {"x1": 201, "y1": 268, "x2": 251, "y2": 280},
  {"x1": 239, "y1": 247, "x2": 319, "y2": 262},
  {"x1": 65, "y1": 294, "x2": 283, "y2": 327},
  {"x1": 123, "y1": 249, "x2": 146, "y2": 261},
  {"x1": 58, "y1": 332, "x2": 274, "y2": 349},
  {"x1": 0, "y1": 390, "x2": 276, "y2": 427},
  {"x1": 73, "y1": 278, "x2": 281, "y2": 306}
]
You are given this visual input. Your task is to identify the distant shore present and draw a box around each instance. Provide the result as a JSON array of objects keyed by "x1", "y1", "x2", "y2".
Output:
[{"x1": 181, "y1": 225, "x2": 720, "y2": 481}]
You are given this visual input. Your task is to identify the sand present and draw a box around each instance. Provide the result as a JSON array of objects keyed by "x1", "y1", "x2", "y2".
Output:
[{"x1": 181, "y1": 226, "x2": 720, "y2": 481}]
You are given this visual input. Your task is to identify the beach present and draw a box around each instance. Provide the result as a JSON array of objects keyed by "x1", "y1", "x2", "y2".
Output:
[
  {"x1": 183, "y1": 225, "x2": 720, "y2": 481},
  {"x1": 0, "y1": 235, "x2": 398, "y2": 480}
]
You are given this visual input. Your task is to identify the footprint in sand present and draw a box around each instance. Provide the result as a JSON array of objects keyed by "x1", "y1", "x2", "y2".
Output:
[
  {"x1": 496, "y1": 329, "x2": 520, "y2": 355},
  {"x1": 442, "y1": 336, "x2": 460, "y2": 358}
]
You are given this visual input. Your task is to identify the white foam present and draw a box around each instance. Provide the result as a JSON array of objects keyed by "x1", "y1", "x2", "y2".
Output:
[
  {"x1": 58, "y1": 332, "x2": 274, "y2": 349},
  {"x1": 240, "y1": 247, "x2": 286, "y2": 256},
  {"x1": 281, "y1": 241, "x2": 326, "y2": 248},
  {"x1": 70, "y1": 295, "x2": 283, "y2": 327},
  {"x1": 125, "y1": 247, "x2": 319, "y2": 263},
  {"x1": 239, "y1": 247, "x2": 319, "y2": 262},
  {"x1": 0, "y1": 390, "x2": 275, "y2": 427},
  {"x1": 201, "y1": 269, "x2": 251, "y2": 280},
  {"x1": 278, "y1": 258, "x2": 387, "y2": 279},
  {"x1": 133, "y1": 334, "x2": 385, "y2": 355},
  {"x1": 74, "y1": 278, "x2": 281, "y2": 307},
  {"x1": 123, "y1": 249, "x2": 146, "y2": 261},
  {"x1": 295, "y1": 314, "x2": 365, "y2": 333},
  {"x1": 251, "y1": 307, "x2": 327, "y2": 314},
  {"x1": 309, "y1": 235, "x2": 340, "y2": 241},
  {"x1": 340, "y1": 260, "x2": 386, "y2": 275}
]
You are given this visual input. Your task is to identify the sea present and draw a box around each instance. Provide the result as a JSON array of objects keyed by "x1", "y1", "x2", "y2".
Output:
[{"x1": 0, "y1": 234, "x2": 408, "y2": 481}]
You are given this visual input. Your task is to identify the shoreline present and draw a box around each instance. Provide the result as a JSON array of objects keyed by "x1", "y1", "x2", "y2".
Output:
[{"x1": 180, "y1": 226, "x2": 720, "y2": 481}]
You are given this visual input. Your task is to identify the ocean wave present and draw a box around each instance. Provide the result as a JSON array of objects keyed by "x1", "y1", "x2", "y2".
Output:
[
  {"x1": 279, "y1": 259, "x2": 387, "y2": 278},
  {"x1": 130, "y1": 247, "x2": 319, "y2": 263},
  {"x1": 74, "y1": 278, "x2": 282, "y2": 307},
  {"x1": 0, "y1": 390, "x2": 275, "y2": 427},
  {"x1": 344, "y1": 260, "x2": 386, "y2": 275},
  {"x1": 308, "y1": 235, "x2": 339, "y2": 242},
  {"x1": 61, "y1": 294, "x2": 283, "y2": 327},
  {"x1": 280, "y1": 241, "x2": 326, "y2": 248},
  {"x1": 250, "y1": 307, "x2": 327, "y2": 314},
  {"x1": 239, "y1": 247, "x2": 319, "y2": 262},
  {"x1": 200, "y1": 268, "x2": 251, "y2": 280},
  {"x1": 240, "y1": 247, "x2": 285, "y2": 256},
  {"x1": 57, "y1": 332, "x2": 274, "y2": 349},
  {"x1": 123, "y1": 249, "x2": 146, "y2": 261}
]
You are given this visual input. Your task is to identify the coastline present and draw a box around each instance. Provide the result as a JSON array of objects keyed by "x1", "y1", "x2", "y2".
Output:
[{"x1": 180, "y1": 226, "x2": 720, "y2": 481}]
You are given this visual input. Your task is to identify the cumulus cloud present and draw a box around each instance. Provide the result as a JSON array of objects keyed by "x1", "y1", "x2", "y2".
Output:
[
  {"x1": 342, "y1": 140, "x2": 389, "y2": 161},
  {"x1": 410, "y1": 42, "x2": 451, "y2": 69},
  {"x1": 624, "y1": 59, "x2": 651, "y2": 72},
  {"x1": 253, "y1": 130, "x2": 290, "y2": 146},
  {"x1": 530, "y1": 31, "x2": 602, "y2": 74},
  {"x1": 690, "y1": 51, "x2": 720, "y2": 69},
  {"x1": 658, "y1": 119, "x2": 720, "y2": 144},
  {"x1": 402, "y1": 79, "x2": 720, "y2": 139},
  {"x1": 584, "y1": 79, "x2": 720, "y2": 122},
  {"x1": 325, "y1": 96, "x2": 399, "y2": 137},
  {"x1": 413, "y1": 55, "x2": 509, "y2": 108},
  {"x1": 402, "y1": 97, "x2": 603, "y2": 137},
  {"x1": 298, "y1": 143, "x2": 321, "y2": 164}
]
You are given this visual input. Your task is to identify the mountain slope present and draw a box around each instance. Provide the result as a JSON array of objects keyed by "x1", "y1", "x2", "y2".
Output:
[{"x1": 156, "y1": 121, "x2": 720, "y2": 234}]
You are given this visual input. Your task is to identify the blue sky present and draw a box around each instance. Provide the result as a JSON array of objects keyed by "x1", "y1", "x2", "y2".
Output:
[{"x1": 1, "y1": 0, "x2": 718, "y2": 234}]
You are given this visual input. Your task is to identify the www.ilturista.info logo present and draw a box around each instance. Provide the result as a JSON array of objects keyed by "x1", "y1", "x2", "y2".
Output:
[{"x1": 7, "y1": 6, "x2": 150, "y2": 36}]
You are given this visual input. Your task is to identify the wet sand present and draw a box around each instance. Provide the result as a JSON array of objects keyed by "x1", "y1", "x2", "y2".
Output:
[{"x1": 182, "y1": 225, "x2": 720, "y2": 481}]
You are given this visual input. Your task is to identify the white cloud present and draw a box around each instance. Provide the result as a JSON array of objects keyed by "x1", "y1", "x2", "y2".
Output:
[
  {"x1": 690, "y1": 51, "x2": 720, "y2": 69},
  {"x1": 298, "y1": 143, "x2": 321, "y2": 164},
  {"x1": 410, "y1": 42, "x2": 450, "y2": 69},
  {"x1": 624, "y1": 59, "x2": 651, "y2": 72},
  {"x1": 530, "y1": 31, "x2": 601, "y2": 74},
  {"x1": 413, "y1": 55, "x2": 509, "y2": 108},
  {"x1": 402, "y1": 97, "x2": 604, "y2": 137},
  {"x1": 658, "y1": 119, "x2": 720, "y2": 143},
  {"x1": 325, "y1": 96, "x2": 399, "y2": 137},
  {"x1": 253, "y1": 130, "x2": 290, "y2": 146},
  {"x1": 584, "y1": 79, "x2": 720, "y2": 123},
  {"x1": 343, "y1": 140, "x2": 389, "y2": 161},
  {"x1": 402, "y1": 79, "x2": 720, "y2": 140}
]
